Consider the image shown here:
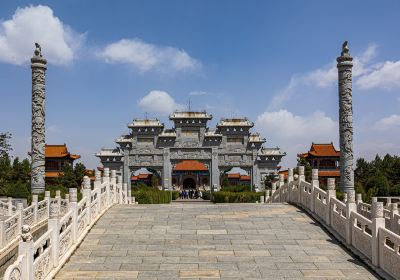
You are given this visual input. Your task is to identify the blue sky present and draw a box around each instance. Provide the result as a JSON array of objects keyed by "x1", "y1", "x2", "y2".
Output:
[{"x1": 1, "y1": 0, "x2": 400, "y2": 168}]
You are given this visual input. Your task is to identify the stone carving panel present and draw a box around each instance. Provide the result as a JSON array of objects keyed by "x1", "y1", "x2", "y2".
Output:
[{"x1": 170, "y1": 149, "x2": 211, "y2": 160}]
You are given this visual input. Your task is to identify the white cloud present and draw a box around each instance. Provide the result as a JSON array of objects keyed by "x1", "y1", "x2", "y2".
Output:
[
  {"x1": 356, "y1": 61, "x2": 400, "y2": 90},
  {"x1": 97, "y1": 38, "x2": 200, "y2": 73},
  {"x1": 269, "y1": 44, "x2": 379, "y2": 109},
  {"x1": 255, "y1": 109, "x2": 338, "y2": 167},
  {"x1": 373, "y1": 114, "x2": 400, "y2": 130},
  {"x1": 0, "y1": 5, "x2": 84, "y2": 65},
  {"x1": 138, "y1": 90, "x2": 184, "y2": 116}
]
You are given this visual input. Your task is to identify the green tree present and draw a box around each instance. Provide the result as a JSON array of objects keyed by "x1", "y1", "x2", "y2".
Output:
[
  {"x1": 151, "y1": 174, "x2": 158, "y2": 188},
  {"x1": 365, "y1": 173, "x2": 390, "y2": 196},
  {"x1": 73, "y1": 163, "x2": 86, "y2": 187},
  {"x1": 296, "y1": 157, "x2": 312, "y2": 182},
  {"x1": 57, "y1": 164, "x2": 78, "y2": 189}
]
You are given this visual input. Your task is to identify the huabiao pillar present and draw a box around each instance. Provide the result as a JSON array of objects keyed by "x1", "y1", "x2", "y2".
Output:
[
  {"x1": 31, "y1": 43, "x2": 47, "y2": 194},
  {"x1": 336, "y1": 41, "x2": 354, "y2": 193}
]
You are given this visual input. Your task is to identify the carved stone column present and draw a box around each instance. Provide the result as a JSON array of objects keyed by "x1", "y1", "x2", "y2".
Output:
[
  {"x1": 337, "y1": 41, "x2": 354, "y2": 193},
  {"x1": 31, "y1": 43, "x2": 47, "y2": 194}
]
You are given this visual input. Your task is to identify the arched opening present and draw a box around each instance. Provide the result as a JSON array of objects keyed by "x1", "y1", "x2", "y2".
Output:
[
  {"x1": 183, "y1": 177, "x2": 196, "y2": 189},
  {"x1": 131, "y1": 167, "x2": 161, "y2": 188}
]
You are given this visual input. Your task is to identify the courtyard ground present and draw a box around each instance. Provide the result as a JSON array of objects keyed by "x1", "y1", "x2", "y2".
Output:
[{"x1": 55, "y1": 203, "x2": 380, "y2": 279}]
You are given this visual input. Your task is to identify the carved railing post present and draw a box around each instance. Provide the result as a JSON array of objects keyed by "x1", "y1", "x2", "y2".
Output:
[
  {"x1": 287, "y1": 168, "x2": 293, "y2": 202},
  {"x1": 94, "y1": 169, "x2": 101, "y2": 190},
  {"x1": 8, "y1": 197, "x2": 13, "y2": 216},
  {"x1": 16, "y1": 203, "x2": 23, "y2": 235},
  {"x1": 123, "y1": 183, "x2": 128, "y2": 204},
  {"x1": 345, "y1": 190, "x2": 356, "y2": 244},
  {"x1": 326, "y1": 178, "x2": 336, "y2": 225},
  {"x1": 356, "y1": 193, "x2": 362, "y2": 204},
  {"x1": 293, "y1": 174, "x2": 299, "y2": 204},
  {"x1": 55, "y1": 190, "x2": 61, "y2": 211},
  {"x1": 117, "y1": 175, "x2": 123, "y2": 203},
  {"x1": 19, "y1": 225, "x2": 34, "y2": 279},
  {"x1": 48, "y1": 202, "x2": 60, "y2": 268},
  {"x1": 371, "y1": 199, "x2": 385, "y2": 266},
  {"x1": 82, "y1": 176, "x2": 91, "y2": 225},
  {"x1": 271, "y1": 182, "x2": 277, "y2": 202},
  {"x1": 265, "y1": 190, "x2": 270, "y2": 204},
  {"x1": 278, "y1": 174, "x2": 284, "y2": 203},
  {"x1": 311, "y1": 169, "x2": 318, "y2": 212},
  {"x1": 69, "y1": 188, "x2": 78, "y2": 243},
  {"x1": 298, "y1": 166, "x2": 305, "y2": 206},
  {"x1": 260, "y1": 196, "x2": 265, "y2": 204},
  {"x1": 127, "y1": 184, "x2": 132, "y2": 204},
  {"x1": 31, "y1": 194, "x2": 38, "y2": 225},
  {"x1": 45, "y1": 191, "x2": 51, "y2": 217},
  {"x1": 389, "y1": 203, "x2": 399, "y2": 233},
  {"x1": 343, "y1": 192, "x2": 348, "y2": 204},
  {"x1": 109, "y1": 169, "x2": 115, "y2": 203}
]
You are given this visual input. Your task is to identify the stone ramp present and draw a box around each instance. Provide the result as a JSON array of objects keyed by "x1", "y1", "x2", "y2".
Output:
[{"x1": 55, "y1": 203, "x2": 380, "y2": 279}]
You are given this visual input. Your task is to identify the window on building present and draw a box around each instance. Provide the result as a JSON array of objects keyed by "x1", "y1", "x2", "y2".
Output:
[
  {"x1": 181, "y1": 129, "x2": 199, "y2": 139},
  {"x1": 137, "y1": 137, "x2": 154, "y2": 144},
  {"x1": 227, "y1": 136, "x2": 243, "y2": 144},
  {"x1": 45, "y1": 160, "x2": 59, "y2": 171}
]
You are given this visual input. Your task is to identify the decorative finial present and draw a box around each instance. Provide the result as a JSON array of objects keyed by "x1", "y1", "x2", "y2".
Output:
[
  {"x1": 21, "y1": 225, "x2": 33, "y2": 242},
  {"x1": 34, "y1": 43, "x2": 42, "y2": 57},
  {"x1": 341, "y1": 41, "x2": 350, "y2": 56}
]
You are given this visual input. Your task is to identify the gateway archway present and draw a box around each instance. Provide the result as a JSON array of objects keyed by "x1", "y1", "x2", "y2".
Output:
[
  {"x1": 183, "y1": 177, "x2": 196, "y2": 189},
  {"x1": 172, "y1": 160, "x2": 210, "y2": 190}
]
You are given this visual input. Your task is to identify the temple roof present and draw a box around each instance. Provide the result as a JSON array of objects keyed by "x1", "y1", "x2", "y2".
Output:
[
  {"x1": 204, "y1": 130, "x2": 223, "y2": 137},
  {"x1": 128, "y1": 119, "x2": 164, "y2": 128},
  {"x1": 158, "y1": 129, "x2": 177, "y2": 137},
  {"x1": 226, "y1": 173, "x2": 251, "y2": 180},
  {"x1": 169, "y1": 111, "x2": 212, "y2": 120},
  {"x1": 249, "y1": 133, "x2": 266, "y2": 143},
  {"x1": 115, "y1": 135, "x2": 131, "y2": 143},
  {"x1": 299, "y1": 143, "x2": 340, "y2": 158},
  {"x1": 318, "y1": 170, "x2": 340, "y2": 177},
  {"x1": 45, "y1": 144, "x2": 80, "y2": 160},
  {"x1": 258, "y1": 147, "x2": 286, "y2": 156},
  {"x1": 95, "y1": 148, "x2": 123, "y2": 157},
  {"x1": 174, "y1": 160, "x2": 208, "y2": 171},
  {"x1": 217, "y1": 118, "x2": 254, "y2": 127}
]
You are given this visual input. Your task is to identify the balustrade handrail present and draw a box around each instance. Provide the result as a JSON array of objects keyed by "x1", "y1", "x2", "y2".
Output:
[
  {"x1": 3, "y1": 168, "x2": 132, "y2": 280},
  {"x1": 265, "y1": 166, "x2": 400, "y2": 280}
]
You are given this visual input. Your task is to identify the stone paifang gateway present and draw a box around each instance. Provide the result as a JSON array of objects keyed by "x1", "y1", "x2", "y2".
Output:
[{"x1": 96, "y1": 111, "x2": 285, "y2": 191}]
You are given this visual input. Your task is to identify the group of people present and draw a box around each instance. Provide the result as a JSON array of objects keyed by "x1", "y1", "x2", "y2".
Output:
[{"x1": 179, "y1": 189, "x2": 203, "y2": 199}]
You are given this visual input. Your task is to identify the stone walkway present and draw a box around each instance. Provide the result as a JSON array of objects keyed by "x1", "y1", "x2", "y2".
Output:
[{"x1": 55, "y1": 203, "x2": 380, "y2": 279}]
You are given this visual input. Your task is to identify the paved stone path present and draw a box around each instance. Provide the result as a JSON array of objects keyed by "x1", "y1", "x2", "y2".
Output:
[{"x1": 55, "y1": 203, "x2": 380, "y2": 279}]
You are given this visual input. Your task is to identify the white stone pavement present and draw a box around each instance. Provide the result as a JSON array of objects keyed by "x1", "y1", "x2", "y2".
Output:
[{"x1": 54, "y1": 203, "x2": 380, "y2": 280}]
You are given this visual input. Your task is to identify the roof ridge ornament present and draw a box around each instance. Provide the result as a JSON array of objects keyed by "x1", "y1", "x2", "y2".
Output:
[{"x1": 34, "y1": 42, "x2": 42, "y2": 57}]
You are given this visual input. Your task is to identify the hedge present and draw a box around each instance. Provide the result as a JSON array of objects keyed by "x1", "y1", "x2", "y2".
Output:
[
  {"x1": 132, "y1": 189, "x2": 171, "y2": 204},
  {"x1": 172, "y1": 191, "x2": 180, "y2": 200},
  {"x1": 220, "y1": 185, "x2": 251, "y2": 192},
  {"x1": 212, "y1": 191, "x2": 263, "y2": 203}
]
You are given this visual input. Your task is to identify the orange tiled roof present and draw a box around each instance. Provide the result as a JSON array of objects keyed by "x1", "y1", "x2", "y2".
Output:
[
  {"x1": 45, "y1": 144, "x2": 81, "y2": 160},
  {"x1": 279, "y1": 170, "x2": 289, "y2": 180},
  {"x1": 299, "y1": 143, "x2": 340, "y2": 158},
  {"x1": 227, "y1": 173, "x2": 241, "y2": 179},
  {"x1": 138, "y1": 174, "x2": 151, "y2": 179},
  {"x1": 45, "y1": 171, "x2": 62, "y2": 178},
  {"x1": 174, "y1": 160, "x2": 208, "y2": 171},
  {"x1": 131, "y1": 176, "x2": 138, "y2": 181},
  {"x1": 318, "y1": 170, "x2": 340, "y2": 177},
  {"x1": 240, "y1": 175, "x2": 251, "y2": 181}
]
